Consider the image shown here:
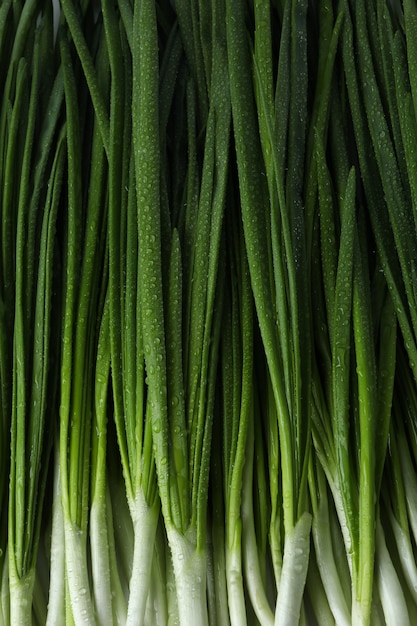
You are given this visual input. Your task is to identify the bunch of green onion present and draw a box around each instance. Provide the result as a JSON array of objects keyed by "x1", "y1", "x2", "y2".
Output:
[{"x1": 3, "y1": 0, "x2": 417, "y2": 624}]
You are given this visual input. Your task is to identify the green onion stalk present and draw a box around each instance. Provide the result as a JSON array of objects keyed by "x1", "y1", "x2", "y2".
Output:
[
  {"x1": 58, "y1": 22, "x2": 110, "y2": 623},
  {"x1": 377, "y1": 426, "x2": 412, "y2": 625},
  {"x1": 59, "y1": 0, "x2": 161, "y2": 620},
  {"x1": 382, "y1": 345, "x2": 417, "y2": 622},
  {"x1": 227, "y1": 0, "x2": 312, "y2": 622},
  {"x1": 90, "y1": 292, "x2": 129, "y2": 626},
  {"x1": 130, "y1": 0, "x2": 231, "y2": 623},
  {"x1": 129, "y1": 0, "x2": 174, "y2": 620},
  {"x1": 231, "y1": 330, "x2": 285, "y2": 626},
  {"x1": 0, "y1": 0, "x2": 47, "y2": 616},
  {"x1": 100, "y1": 0, "x2": 162, "y2": 622},
  {"x1": 7, "y1": 6, "x2": 63, "y2": 622},
  {"x1": 6, "y1": 1, "x2": 417, "y2": 625},
  {"x1": 308, "y1": 457, "x2": 351, "y2": 626},
  {"x1": 346, "y1": 0, "x2": 417, "y2": 386},
  {"x1": 0, "y1": 13, "x2": 18, "y2": 620},
  {"x1": 331, "y1": 1, "x2": 417, "y2": 622},
  {"x1": 313, "y1": 151, "x2": 379, "y2": 625},
  {"x1": 220, "y1": 208, "x2": 255, "y2": 625},
  {"x1": 312, "y1": 78, "x2": 400, "y2": 626}
]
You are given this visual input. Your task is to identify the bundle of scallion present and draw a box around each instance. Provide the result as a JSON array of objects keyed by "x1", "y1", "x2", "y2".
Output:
[{"x1": 4, "y1": 0, "x2": 417, "y2": 625}]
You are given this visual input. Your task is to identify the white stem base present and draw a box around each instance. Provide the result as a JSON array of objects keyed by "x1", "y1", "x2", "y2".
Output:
[
  {"x1": 64, "y1": 519, "x2": 95, "y2": 625},
  {"x1": 166, "y1": 527, "x2": 208, "y2": 626},
  {"x1": 126, "y1": 493, "x2": 159, "y2": 626},
  {"x1": 312, "y1": 500, "x2": 350, "y2": 626},
  {"x1": 46, "y1": 454, "x2": 65, "y2": 626},
  {"x1": 274, "y1": 512, "x2": 311, "y2": 626},
  {"x1": 375, "y1": 518, "x2": 410, "y2": 626},
  {"x1": 9, "y1": 569, "x2": 34, "y2": 626},
  {"x1": 226, "y1": 521, "x2": 247, "y2": 626}
]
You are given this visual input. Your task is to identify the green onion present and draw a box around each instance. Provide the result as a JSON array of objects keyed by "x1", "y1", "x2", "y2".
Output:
[{"x1": 5, "y1": 1, "x2": 417, "y2": 624}]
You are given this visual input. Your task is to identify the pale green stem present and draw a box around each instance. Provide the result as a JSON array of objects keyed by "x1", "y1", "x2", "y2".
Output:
[
  {"x1": 269, "y1": 516, "x2": 283, "y2": 592},
  {"x1": 64, "y1": 520, "x2": 95, "y2": 625},
  {"x1": 241, "y1": 421, "x2": 274, "y2": 626},
  {"x1": 46, "y1": 450, "x2": 65, "y2": 626},
  {"x1": 375, "y1": 517, "x2": 410, "y2": 626},
  {"x1": 388, "y1": 513, "x2": 417, "y2": 603},
  {"x1": 166, "y1": 527, "x2": 208, "y2": 626},
  {"x1": 209, "y1": 518, "x2": 229, "y2": 626},
  {"x1": 327, "y1": 478, "x2": 353, "y2": 576},
  {"x1": 274, "y1": 512, "x2": 312, "y2": 626},
  {"x1": 306, "y1": 556, "x2": 337, "y2": 626},
  {"x1": 226, "y1": 521, "x2": 247, "y2": 626},
  {"x1": 312, "y1": 496, "x2": 350, "y2": 626},
  {"x1": 9, "y1": 569, "x2": 35, "y2": 626},
  {"x1": 126, "y1": 493, "x2": 159, "y2": 626},
  {"x1": 90, "y1": 495, "x2": 113, "y2": 625},
  {"x1": 166, "y1": 550, "x2": 179, "y2": 626}
]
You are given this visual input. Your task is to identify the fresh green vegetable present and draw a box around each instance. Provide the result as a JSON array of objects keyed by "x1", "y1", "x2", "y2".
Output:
[{"x1": 4, "y1": 1, "x2": 417, "y2": 624}]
